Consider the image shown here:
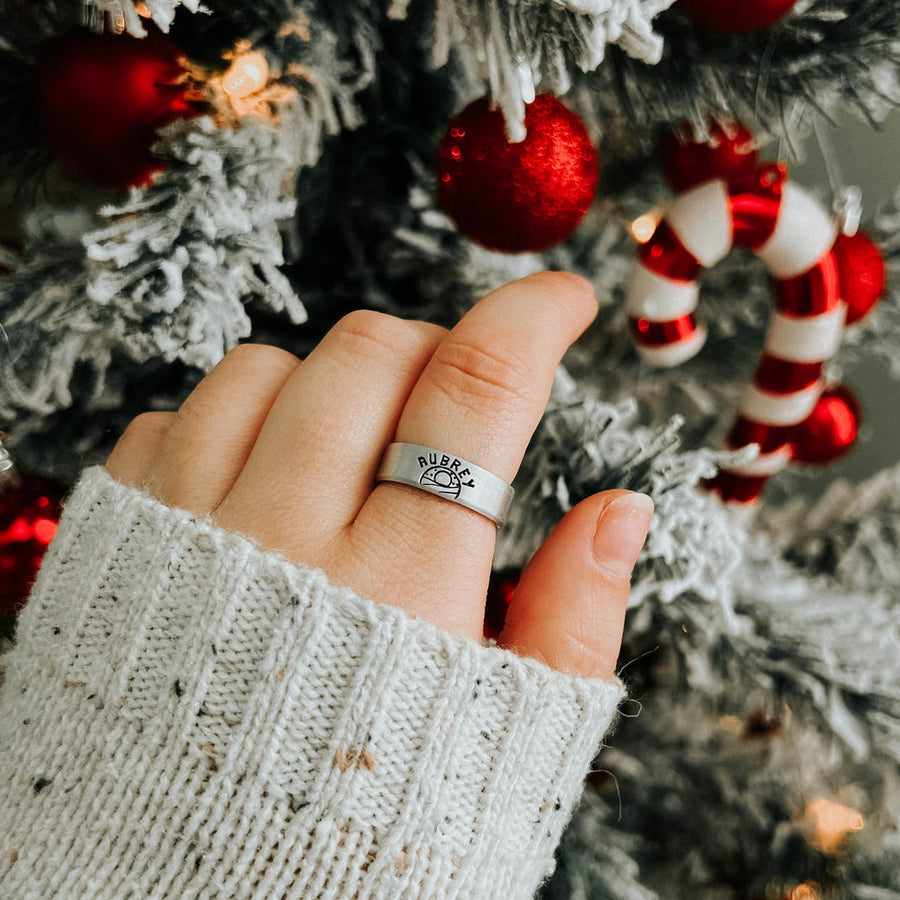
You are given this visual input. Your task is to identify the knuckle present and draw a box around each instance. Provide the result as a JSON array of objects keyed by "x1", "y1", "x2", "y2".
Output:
[
  {"x1": 222, "y1": 342, "x2": 299, "y2": 373},
  {"x1": 426, "y1": 337, "x2": 533, "y2": 413},
  {"x1": 346, "y1": 517, "x2": 422, "y2": 586},
  {"x1": 110, "y1": 412, "x2": 173, "y2": 464},
  {"x1": 174, "y1": 391, "x2": 217, "y2": 432},
  {"x1": 553, "y1": 621, "x2": 600, "y2": 673},
  {"x1": 332, "y1": 309, "x2": 420, "y2": 363},
  {"x1": 123, "y1": 411, "x2": 172, "y2": 441}
]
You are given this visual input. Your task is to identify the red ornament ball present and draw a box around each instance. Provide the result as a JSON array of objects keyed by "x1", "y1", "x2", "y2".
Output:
[
  {"x1": 36, "y1": 29, "x2": 201, "y2": 189},
  {"x1": 791, "y1": 386, "x2": 860, "y2": 465},
  {"x1": 662, "y1": 121, "x2": 759, "y2": 193},
  {"x1": 832, "y1": 231, "x2": 886, "y2": 325},
  {"x1": 677, "y1": 0, "x2": 799, "y2": 32},
  {"x1": 437, "y1": 94, "x2": 598, "y2": 253},
  {"x1": 483, "y1": 570, "x2": 519, "y2": 641},
  {"x1": 0, "y1": 471, "x2": 67, "y2": 617}
]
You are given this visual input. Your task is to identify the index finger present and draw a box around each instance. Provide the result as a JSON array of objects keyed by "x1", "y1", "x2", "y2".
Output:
[{"x1": 346, "y1": 271, "x2": 597, "y2": 637}]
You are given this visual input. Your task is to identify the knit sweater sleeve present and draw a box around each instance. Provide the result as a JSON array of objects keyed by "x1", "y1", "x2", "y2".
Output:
[{"x1": 0, "y1": 464, "x2": 626, "y2": 900}]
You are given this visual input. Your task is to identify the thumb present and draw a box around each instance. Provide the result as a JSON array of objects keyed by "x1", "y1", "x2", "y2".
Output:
[{"x1": 497, "y1": 490, "x2": 653, "y2": 680}]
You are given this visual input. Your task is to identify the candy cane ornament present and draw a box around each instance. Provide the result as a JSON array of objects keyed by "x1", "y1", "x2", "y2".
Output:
[{"x1": 626, "y1": 162, "x2": 874, "y2": 503}]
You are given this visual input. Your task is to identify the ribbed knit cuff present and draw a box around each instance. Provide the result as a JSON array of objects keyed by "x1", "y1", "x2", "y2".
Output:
[{"x1": 0, "y1": 465, "x2": 625, "y2": 900}]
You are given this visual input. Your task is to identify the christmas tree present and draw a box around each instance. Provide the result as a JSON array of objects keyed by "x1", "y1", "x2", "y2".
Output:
[{"x1": 2, "y1": 1, "x2": 900, "y2": 896}]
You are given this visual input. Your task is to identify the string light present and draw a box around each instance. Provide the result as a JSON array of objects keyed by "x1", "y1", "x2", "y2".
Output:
[
  {"x1": 803, "y1": 797, "x2": 864, "y2": 854},
  {"x1": 630, "y1": 210, "x2": 661, "y2": 244},
  {"x1": 718, "y1": 714, "x2": 743, "y2": 734},
  {"x1": 222, "y1": 50, "x2": 269, "y2": 99},
  {"x1": 178, "y1": 42, "x2": 296, "y2": 123}
]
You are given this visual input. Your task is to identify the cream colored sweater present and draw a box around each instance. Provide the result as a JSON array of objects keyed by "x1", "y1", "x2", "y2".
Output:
[{"x1": 0, "y1": 464, "x2": 625, "y2": 899}]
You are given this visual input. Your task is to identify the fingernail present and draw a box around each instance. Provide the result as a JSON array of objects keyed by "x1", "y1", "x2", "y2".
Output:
[{"x1": 593, "y1": 493, "x2": 654, "y2": 576}]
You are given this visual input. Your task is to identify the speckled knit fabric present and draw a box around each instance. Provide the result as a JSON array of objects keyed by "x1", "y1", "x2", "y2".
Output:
[{"x1": 0, "y1": 465, "x2": 625, "y2": 899}]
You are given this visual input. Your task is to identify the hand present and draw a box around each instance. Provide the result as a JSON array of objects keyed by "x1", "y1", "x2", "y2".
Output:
[{"x1": 104, "y1": 272, "x2": 652, "y2": 680}]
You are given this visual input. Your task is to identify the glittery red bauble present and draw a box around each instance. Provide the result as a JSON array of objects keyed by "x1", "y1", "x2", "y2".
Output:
[
  {"x1": 36, "y1": 29, "x2": 200, "y2": 189},
  {"x1": 483, "y1": 570, "x2": 519, "y2": 641},
  {"x1": 791, "y1": 387, "x2": 860, "y2": 465},
  {"x1": 677, "y1": 0, "x2": 798, "y2": 32},
  {"x1": 662, "y1": 121, "x2": 759, "y2": 193},
  {"x1": 437, "y1": 94, "x2": 598, "y2": 253},
  {"x1": 0, "y1": 472, "x2": 67, "y2": 617},
  {"x1": 832, "y1": 231, "x2": 886, "y2": 325}
]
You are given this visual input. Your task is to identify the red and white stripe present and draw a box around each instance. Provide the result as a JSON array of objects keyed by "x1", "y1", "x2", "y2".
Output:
[{"x1": 627, "y1": 164, "x2": 846, "y2": 503}]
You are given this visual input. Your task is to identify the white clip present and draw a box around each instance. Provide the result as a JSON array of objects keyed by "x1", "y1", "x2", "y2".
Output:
[
  {"x1": 0, "y1": 432, "x2": 13, "y2": 475},
  {"x1": 82, "y1": 1, "x2": 127, "y2": 34},
  {"x1": 834, "y1": 185, "x2": 862, "y2": 237}
]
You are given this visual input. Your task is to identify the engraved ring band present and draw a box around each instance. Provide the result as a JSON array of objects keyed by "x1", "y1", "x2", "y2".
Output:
[{"x1": 375, "y1": 442, "x2": 515, "y2": 529}]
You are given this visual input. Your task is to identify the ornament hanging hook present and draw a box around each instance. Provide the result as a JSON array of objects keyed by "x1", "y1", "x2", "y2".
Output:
[
  {"x1": 0, "y1": 432, "x2": 14, "y2": 475},
  {"x1": 82, "y1": 1, "x2": 127, "y2": 35},
  {"x1": 834, "y1": 186, "x2": 862, "y2": 237},
  {"x1": 811, "y1": 115, "x2": 863, "y2": 236}
]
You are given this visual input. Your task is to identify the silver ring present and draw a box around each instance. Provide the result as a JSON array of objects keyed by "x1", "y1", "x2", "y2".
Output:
[{"x1": 375, "y1": 443, "x2": 514, "y2": 528}]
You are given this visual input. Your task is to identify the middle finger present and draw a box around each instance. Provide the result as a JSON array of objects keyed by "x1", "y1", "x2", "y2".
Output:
[{"x1": 347, "y1": 271, "x2": 598, "y2": 637}]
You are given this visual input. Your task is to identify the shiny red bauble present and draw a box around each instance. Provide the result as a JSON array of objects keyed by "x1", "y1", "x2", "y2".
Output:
[
  {"x1": 677, "y1": 0, "x2": 799, "y2": 32},
  {"x1": 662, "y1": 121, "x2": 759, "y2": 193},
  {"x1": 36, "y1": 28, "x2": 200, "y2": 189},
  {"x1": 437, "y1": 94, "x2": 598, "y2": 253},
  {"x1": 832, "y1": 231, "x2": 886, "y2": 325},
  {"x1": 0, "y1": 471, "x2": 68, "y2": 617},
  {"x1": 791, "y1": 387, "x2": 860, "y2": 465}
]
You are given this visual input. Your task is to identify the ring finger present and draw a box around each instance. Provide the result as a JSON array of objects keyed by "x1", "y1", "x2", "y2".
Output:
[{"x1": 212, "y1": 311, "x2": 448, "y2": 561}]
